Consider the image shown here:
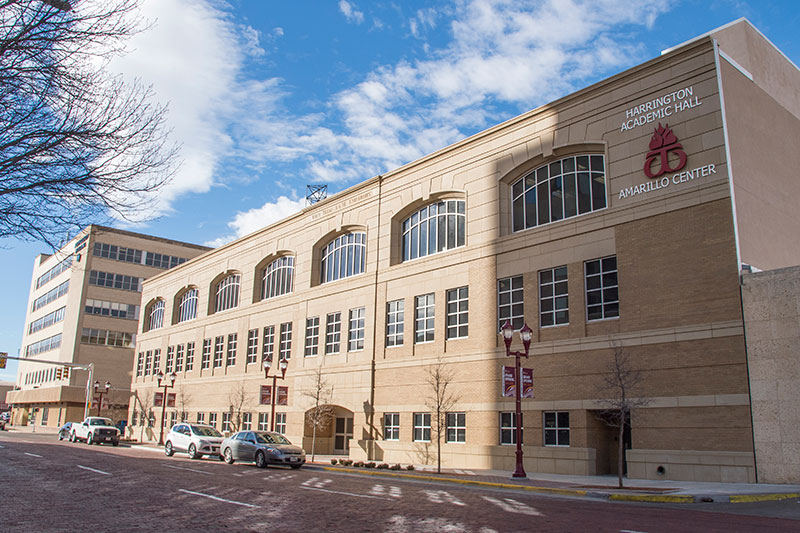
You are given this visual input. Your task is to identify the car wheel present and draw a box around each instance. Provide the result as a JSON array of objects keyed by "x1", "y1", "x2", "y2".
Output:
[
  {"x1": 255, "y1": 451, "x2": 266, "y2": 468},
  {"x1": 290, "y1": 464, "x2": 302, "y2": 470},
  {"x1": 112, "y1": 440, "x2": 119, "y2": 447},
  {"x1": 188, "y1": 443, "x2": 198, "y2": 459},
  {"x1": 58, "y1": 433, "x2": 64, "y2": 441},
  {"x1": 223, "y1": 448, "x2": 235, "y2": 464},
  {"x1": 69, "y1": 432, "x2": 75, "y2": 442},
  {"x1": 165, "y1": 441, "x2": 174, "y2": 457},
  {"x1": 86, "y1": 433, "x2": 93, "y2": 445}
]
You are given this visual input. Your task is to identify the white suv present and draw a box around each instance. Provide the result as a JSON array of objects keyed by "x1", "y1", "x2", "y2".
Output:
[{"x1": 164, "y1": 423, "x2": 224, "y2": 459}]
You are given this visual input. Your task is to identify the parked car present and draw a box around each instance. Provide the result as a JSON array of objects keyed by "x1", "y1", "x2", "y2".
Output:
[
  {"x1": 58, "y1": 422, "x2": 74, "y2": 440},
  {"x1": 164, "y1": 423, "x2": 225, "y2": 460},
  {"x1": 70, "y1": 417, "x2": 120, "y2": 446},
  {"x1": 220, "y1": 431, "x2": 306, "y2": 469},
  {"x1": 0, "y1": 411, "x2": 10, "y2": 422}
]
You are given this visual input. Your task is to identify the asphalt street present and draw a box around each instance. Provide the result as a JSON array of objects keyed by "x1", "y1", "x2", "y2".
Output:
[{"x1": 1, "y1": 432, "x2": 799, "y2": 532}]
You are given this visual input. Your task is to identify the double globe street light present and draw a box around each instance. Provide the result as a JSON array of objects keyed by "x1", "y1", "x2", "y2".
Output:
[
  {"x1": 263, "y1": 358, "x2": 288, "y2": 432},
  {"x1": 93, "y1": 380, "x2": 111, "y2": 416},
  {"x1": 156, "y1": 370, "x2": 177, "y2": 445},
  {"x1": 500, "y1": 320, "x2": 533, "y2": 479}
]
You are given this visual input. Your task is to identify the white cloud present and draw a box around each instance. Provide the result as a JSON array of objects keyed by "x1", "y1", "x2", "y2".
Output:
[
  {"x1": 339, "y1": 1, "x2": 365, "y2": 24},
  {"x1": 204, "y1": 196, "x2": 307, "y2": 247}
]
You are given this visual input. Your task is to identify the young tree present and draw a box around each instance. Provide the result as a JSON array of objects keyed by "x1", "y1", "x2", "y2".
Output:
[
  {"x1": 131, "y1": 390, "x2": 153, "y2": 442},
  {"x1": 175, "y1": 384, "x2": 192, "y2": 423},
  {"x1": 0, "y1": 0, "x2": 177, "y2": 247},
  {"x1": 302, "y1": 364, "x2": 335, "y2": 462},
  {"x1": 227, "y1": 379, "x2": 250, "y2": 433},
  {"x1": 425, "y1": 356, "x2": 460, "y2": 474},
  {"x1": 598, "y1": 341, "x2": 651, "y2": 488}
]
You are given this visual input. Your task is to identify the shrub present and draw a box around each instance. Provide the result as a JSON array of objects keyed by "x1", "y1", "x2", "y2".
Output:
[
  {"x1": 390, "y1": 464, "x2": 402, "y2": 471},
  {"x1": 342, "y1": 459, "x2": 353, "y2": 466},
  {"x1": 365, "y1": 462, "x2": 376, "y2": 468},
  {"x1": 354, "y1": 461, "x2": 365, "y2": 467},
  {"x1": 330, "y1": 459, "x2": 338, "y2": 465},
  {"x1": 377, "y1": 463, "x2": 389, "y2": 469},
  {"x1": 406, "y1": 465, "x2": 415, "y2": 471}
]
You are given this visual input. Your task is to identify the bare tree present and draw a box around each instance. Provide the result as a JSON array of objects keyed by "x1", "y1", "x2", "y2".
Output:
[
  {"x1": 425, "y1": 356, "x2": 460, "y2": 474},
  {"x1": 0, "y1": 0, "x2": 177, "y2": 247},
  {"x1": 175, "y1": 384, "x2": 192, "y2": 423},
  {"x1": 131, "y1": 390, "x2": 153, "y2": 442},
  {"x1": 227, "y1": 379, "x2": 250, "y2": 433},
  {"x1": 598, "y1": 341, "x2": 651, "y2": 488},
  {"x1": 302, "y1": 364, "x2": 335, "y2": 462}
]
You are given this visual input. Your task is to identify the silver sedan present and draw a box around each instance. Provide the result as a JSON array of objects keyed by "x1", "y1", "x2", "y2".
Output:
[{"x1": 220, "y1": 431, "x2": 306, "y2": 469}]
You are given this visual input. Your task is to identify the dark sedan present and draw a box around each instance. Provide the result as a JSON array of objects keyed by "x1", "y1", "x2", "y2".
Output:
[{"x1": 221, "y1": 431, "x2": 306, "y2": 469}]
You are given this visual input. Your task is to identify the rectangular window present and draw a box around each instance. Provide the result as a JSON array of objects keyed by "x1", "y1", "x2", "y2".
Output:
[
  {"x1": 258, "y1": 413, "x2": 269, "y2": 431},
  {"x1": 279, "y1": 323, "x2": 292, "y2": 360},
  {"x1": 196, "y1": 412, "x2": 205, "y2": 425},
  {"x1": 446, "y1": 287, "x2": 468, "y2": 339},
  {"x1": 305, "y1": 317, "x2": 320, "y2": 357},
  {"x1": 383, "y1": 413, "x2": 400, "y2": 441},
  {"x1": 498, "y1": 276, "x2": 524, "y2": 330},
  {"x1": 246, "y1": 329, "x2": 259, "y2": 365},
  {"x1": 185, "y1": 341, "x2": 195, "y2": 371},
  {"x1": 386, "y1": 300, "x2": 404, "y2": 347},
  {"x1": 144, "y1": 350, "x2": 152, "y2": 376},
  {"x1": 208, "y1": 413, "x2": 217, "y2": 430},
  {"x1": 446, "y1": 412, "x2": 466, "y2": 443},
  {"x1": 348, "y1": 307, "x2": 365, "y2": 351},
  {"x1": 500, "y1": 412, "x2": 523, "y2": 445},
  {"x1": 152, "y1": 349, "x2": 161, "y2": 373},
  {"x1": 242, "y1": 412, "x2": 252, "y2": 431},
  {"x1": 213, "y1": 336, "x2": 224, "y2": 368},
  {"x1": 170, "y1": 411, "x2": 177, "y2": 429},
  {"x1": 88, "y1": 270, "x2": 143, "y2": 292},
  {"x1": 262, "y1": 326, "x2": 275, "y2": 361},
  {"x1": 325, "y1": 312, "x2": 341, "y2": 354},
  {"x1": 585, "y1": 256, "x2": 619, "y2": 321},
  {"x1": 222, "y1": 413, "x2": 232, "y2": 432},
  {"x1": 413, "y1": 413, "x2": 431, "y2": 442},
  {"x1": 414, "y1": 294, "x2": 435, "y2": 343},
  {"x1": 36, "y1": 254, "x2": 73, "y2": 289},
  {"x1": 165, "y1": 346, "x2": 175, "y2": 373},
  {"x1": 28, "y1": 306, "x2": 66, "y2": 334},
  {"x1": 136, "y1": 352, "x2": 143, "y2": 377},
  {"x1": 24, "y1": 333, "x2": 62, "y2": 357},
  {"x1": 79, "y1": 329, "x2": 135, "y2": 348},
  {"x1": 201, "y1": 339, "x2": 211, "y2": 370},
  {"x1": 175, "y1": 344, "x2": 184, "y2": 373},
  {"x1": 543, "y1": 411, "x2": 570, "y2": 446},
  {"x1": 84, "y1": 298, "x2": 139, "y2": 320},
  {"x1": 226, "y1": 333, "x2": 237, "y2": 366},
  {"x1": 274, "y1": 413, "x2": 286, "y2": 434},
  {"x1": 32, "y1": 280, "x2": 69, "y2": 311},
  {"x1": 539, "y1": 266, "x2": 569, "y2": 327}
]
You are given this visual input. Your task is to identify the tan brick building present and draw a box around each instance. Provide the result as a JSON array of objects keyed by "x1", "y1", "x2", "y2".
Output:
[
  {"x1": 129, "y1": 19, "x2": 800, "y2": 482},
  {"x1": 7, "y1": 226, "x2": 208, "y2": 428}
]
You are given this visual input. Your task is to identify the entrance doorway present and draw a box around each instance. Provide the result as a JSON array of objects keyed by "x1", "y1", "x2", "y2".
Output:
[
  {"x1": 590, "y1": 410, "x2": 632, "y2": 475},
  {"x1": 334, "y1": 416, "x2": 353, "y2": 454}
]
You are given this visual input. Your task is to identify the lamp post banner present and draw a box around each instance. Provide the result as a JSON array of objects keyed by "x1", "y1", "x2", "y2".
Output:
[
  {"x1": 502, "y1": 366, "x2": 515, "y2": 397},
  {"x1": 154, "y1": 392, "x2": 163, "y2": 407},
  {"x1": 522, "y1": 368, "x2": 534, "y2": 399},
  {"x1": 166, "y1": 393, "x2": 176, "y2": 408},
  {"x1": 260, "y1": 385, "x2": 272, "y2": 405},
  {"x1": 277, "y1": 386, "x2": 288, "y2": 406}
]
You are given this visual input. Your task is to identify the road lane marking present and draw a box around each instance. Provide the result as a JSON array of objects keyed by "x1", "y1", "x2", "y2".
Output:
[
  {"x1": 481, "y1": 496, "x2": 542, "y2": 516},
  {"x1": 369, "y1": 484, "x2": 402, "y2": 498},
  {"x1": 424, "y1": 490, "x2": 465, "y2": 506},
  {"x1": 300, "y1": 486, "x2": 392, "y2": 500},
  {"x1": 24, "y1": 452, "x2": 42, "y2": 458},
  {"x1": 179, "y1": 489, "x2": 259, "y2": 508},
  {"x1": 77, "y1": 465, "x2": 110, "y2": 475},
  {"x1": 620, "y1": 530, "x2": 648, "y2": 533},
  {"x1": 302, "y1": 477, "x2": 333, "y2": 489},
  {"x1": 163, "y1": 464, "x2": 212, "y2": 475}
]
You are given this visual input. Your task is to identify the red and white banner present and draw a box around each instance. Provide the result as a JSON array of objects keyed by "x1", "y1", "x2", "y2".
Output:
[
  {"x1": 260, "y1": 385, "x2": 271, "y2": 405},
  {"x1": 521, "y1": 368, "x2": 534, "y2": 399},
  {"x1": 277, "y1": 386, "x2": 288, "y2": 406},
  {"x1": 502, "y1": 366, "x2": 534, "y2": 398}
]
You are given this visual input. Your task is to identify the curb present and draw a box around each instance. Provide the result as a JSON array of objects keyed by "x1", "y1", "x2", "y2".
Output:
[{"x1": 318, "y1": 466, "x2": 800, "y2": 504}]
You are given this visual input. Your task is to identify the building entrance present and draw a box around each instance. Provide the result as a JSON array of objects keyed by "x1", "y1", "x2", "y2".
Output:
[{"x1": 334, "y1": 416, "x2": 353, "y2": 454}]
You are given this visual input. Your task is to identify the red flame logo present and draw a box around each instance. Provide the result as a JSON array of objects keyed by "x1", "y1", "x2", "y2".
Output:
[
  {"x1": 643, "y1": 123, "x2": 687, "y2": 178},
  {"x1": 649, "y1": 123, "x2": 678, "y2": 150}
]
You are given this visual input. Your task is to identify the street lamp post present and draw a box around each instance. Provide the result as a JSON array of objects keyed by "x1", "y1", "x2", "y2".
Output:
[
  {"x1": 156, "y1": 370, "x2": 176, "y2": 445},
  {"x1": 93, "y1": 380, "x2": 111, "y2": 416},
  {"x1": 501, "y1": 320, "x2": 533, "y2": 479},
  {"x1": 263, "y1": 358, "x2": 288, "y2": 432}
]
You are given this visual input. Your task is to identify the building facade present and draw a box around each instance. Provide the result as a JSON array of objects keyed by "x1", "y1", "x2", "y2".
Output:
[
  {"x1": 129, "y1": 20, "x2": 800, "y2": 482},
  {"x1": 7, "y1": 226, "x2": 209, "y2": 427}
]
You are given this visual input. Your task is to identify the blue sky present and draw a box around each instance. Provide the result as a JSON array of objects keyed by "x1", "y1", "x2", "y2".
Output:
[{"x1": 1, "y1": 0, "x2": 798, "y2": 381}]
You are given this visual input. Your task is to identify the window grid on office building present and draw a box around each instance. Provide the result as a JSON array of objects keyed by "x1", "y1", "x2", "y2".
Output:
[
  {"x1": 544, "y1": 411, "x2": 570, "y2": 446},
  {"x1": 208, "y1": 413, "x2": 217, "y2": 430},
  {"x1": 258, "y1": 413, "x2": 269, "y2": 431},
  {"x1": 415, "y1": 294, "x2": 435, "y2": 343},
  {"x1": 89, "y1": 271, "x2": 143, "y2": 292},
  {"x1": 413, "y1": 413, "x2": 431, "y2": 442},
  {"x1": 93, "y1": 242, "x2": 142, "y2": 264},
  {"x1": 148, "y1": 300, "x2": 165, "y2": 330},
  {"x1": 80, "y1": 328, "x2": 135, "y2": 348},
  {"x1": 144, "y1": 350, "x2": 152, "y2": 376},
  {"x1": 84, "y1": 299, "x2": 138, "y2": 320},
  {"x1": 222, "y1": 412, "x2": 232, "y2": 432},
  {"x1": 511, "y1": 155, "x2": 607, "y2": 232},
  {"x1": 201, "y1": 339, "x2": 211, "y2": 369},
  {"x1": 32, "y1": 280, "x2": 69, "y2": 311},
  {"x1": 242, "y1": 412, "x2": 252, "y2": 431},
  {"x1": 325, "y1": 312, "x2": 341, "y2": 354},
  {"x1": 446, "y1": 287, "x2": 468, "y2": 339},
  {"x1": 384, "y1": 413, "x2": 400, "y2": 440},
  {"x1": 279, "y1": 323, "x2": 292, "y2": 360},
  {"x1": 152, "y1": 348, "x2": 161, "y2": 373},
  {"x1": 500, "y1": 412, "x2": 522, "y2": 445},
  {"x1": 177, "y1": 288, "x2": 198, "y2": 323},
  {"x1": 585, "y1": 256, "x2": 619, "y2": 321},
  {"x1": 175, "y1": 344, "x2": 184, "y2": 372},
  {"x1": 215, "y1": 274, "x2": 240, "y2": 312},
  {"x1": 262, "y1": 326, "x2": 275, "y2": 361},
  {"x1": 246, "y1": 329, "x2": 259, "y2": 364},
  {"x1": 136, "y1": 353, "x2": 143, "y2": 377},
  {"x1": 274, "y1": 413, "x2": 286, "y2": 434},
  {"x1": 320, "y1": 232, "x2": 366, "y2": 284},
  {"x1": 185, "y1": 342, "x2": 195, "y2": 371},
  {"x1": 348, "y1": 307, "x2": 365, "y2": 351},
  {"x1": 386, "y1": 300, "x2": 404, "y2": 347},
  {"x1": 401, "y1": 200, "x2": 466, "y2": 262},
  {"x1": 36, "y1": 254, "x2": 73, "y2": 289},
  {"x1": 305, "y1": 317, "x2": 320, "y2": 357},
  {"x1": 165, "y1": 346, "x2": 175, "y2": 373},
  {"x1": 539, "y1": 266, "x2": 569, "y2": 327},
  {"x1": 213, "y1": 336, "x2": 224, "y2": 368},
  {"x1": 262, "y1": 256, "x2": 294, "y2": 299},
  {"x1": 498, "y1": 276, "x2": 524, "y2": 330},
  {"x1": 196, "y1": 413, "x2": 205, "y2": 425},
  {"x1": 226, "y1": 333, "x2": 237, "y2": 366},
  {"x1": 29, "y1": 306, "x2": 66, "y2": 334},
  {"x1": 446, "y1": 412, "x2": 466, "y2": 443}
]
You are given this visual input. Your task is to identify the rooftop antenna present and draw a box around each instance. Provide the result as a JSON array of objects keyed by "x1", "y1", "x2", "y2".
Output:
[{"x1": 306, "y1": 185, "x2": 327, "y2": 206}]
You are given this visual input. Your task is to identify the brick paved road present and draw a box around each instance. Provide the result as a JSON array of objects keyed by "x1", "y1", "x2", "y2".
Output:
[{"x1": 1, "y1": 432, "x2": 799, "y2": 532}]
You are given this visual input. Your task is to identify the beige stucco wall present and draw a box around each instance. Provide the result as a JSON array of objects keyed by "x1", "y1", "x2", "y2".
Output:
[{"x1": 741, "y1": 266, "x2": 800, "y2": 483}]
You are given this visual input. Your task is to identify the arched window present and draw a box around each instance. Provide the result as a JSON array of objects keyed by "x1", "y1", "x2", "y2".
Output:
[
  {"x1": 177, "y1": 288, "x2": 198, "y2": 323},
  {"x1": 262, "y1": 256, "x2": 294, "y2": 300},
  {"x1": 511, "y1": 154, "x2": 606, "y2": 232},
  {"x1": 321, "y1": 232, "x2": 366, "y2": 284},
  {"x1": 147, "y1": 300, "x2": 165, "y2": 331},
  {"x1": 401, "y1": 200, "x2": 465, "y2": 262},
  {"x1": 215, "y1": 273, "x2": 240, "y2": 312}
]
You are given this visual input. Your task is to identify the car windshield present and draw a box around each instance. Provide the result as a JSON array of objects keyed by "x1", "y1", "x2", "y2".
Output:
[
  {"x1": 89, "y1": 419, "x2": 114, "y2": 426},
  {"x1": 191, "y1": 426, "x2": 222, "y2": 437},
  {"x1": 255, "y1": 432, "x2": 292, "y2": 445}
]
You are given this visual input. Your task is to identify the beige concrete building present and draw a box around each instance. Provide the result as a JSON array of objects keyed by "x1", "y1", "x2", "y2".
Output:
[
  {"x1": 7, "y1": 226, "x2": 208, "y2": 428},
  {"x1": 129, "y1": 19, "x2": 800, "y2": 482}
]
